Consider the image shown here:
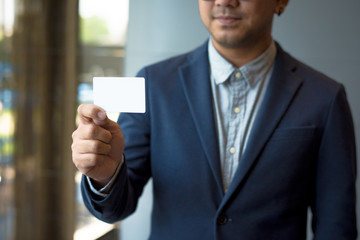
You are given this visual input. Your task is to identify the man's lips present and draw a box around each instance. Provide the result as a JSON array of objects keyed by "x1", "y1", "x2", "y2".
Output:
[{"x1": 213, "y1": 15, "x2": 242, "y2": 25}]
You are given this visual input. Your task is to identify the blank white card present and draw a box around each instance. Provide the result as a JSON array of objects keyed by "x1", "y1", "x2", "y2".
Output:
[{"x1": 93, "y1": 77, "x2": 146, "y2": 113}]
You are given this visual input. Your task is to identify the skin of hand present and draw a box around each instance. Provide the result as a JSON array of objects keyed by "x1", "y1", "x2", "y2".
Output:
[{"x1": 71, "y1": 103, "x2": 125, "y2": 188}]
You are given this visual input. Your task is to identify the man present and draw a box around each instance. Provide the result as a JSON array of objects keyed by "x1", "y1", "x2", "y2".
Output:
[{"x1": 71, "y1": 0, "x2": 357, "y2": 239}]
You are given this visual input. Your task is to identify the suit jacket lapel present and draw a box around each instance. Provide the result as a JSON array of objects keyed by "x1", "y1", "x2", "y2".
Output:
[
  {"x1": 220, "y1": 46, "x2": 304, "y2": 205},
  {"x1": 178, "y1": 43, "x2": 224, "y2": 196}
]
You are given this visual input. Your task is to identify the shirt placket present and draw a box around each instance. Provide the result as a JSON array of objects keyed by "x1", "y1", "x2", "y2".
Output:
[{"x1": 223, "y1": 70, "x2": 247, "y2": 191}]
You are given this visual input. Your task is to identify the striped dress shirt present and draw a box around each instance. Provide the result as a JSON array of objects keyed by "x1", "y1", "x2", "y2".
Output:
[{"x1": 208, "y1": 39, "x2": 277, "y2": 192}]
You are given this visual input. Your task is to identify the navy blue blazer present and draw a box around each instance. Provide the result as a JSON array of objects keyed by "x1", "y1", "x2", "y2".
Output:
[{"x1": 82, "y1": 42, "x2": 357, "y2": 239}]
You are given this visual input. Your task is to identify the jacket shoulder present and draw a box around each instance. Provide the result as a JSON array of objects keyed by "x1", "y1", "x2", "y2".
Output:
[{"x1": 278, "y1": 45, "x2": 344, "y2": 94}]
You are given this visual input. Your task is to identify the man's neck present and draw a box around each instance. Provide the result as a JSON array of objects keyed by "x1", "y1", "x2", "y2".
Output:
[{"x1": 211, "y1": 36, "x2": 273, "y2": 68}]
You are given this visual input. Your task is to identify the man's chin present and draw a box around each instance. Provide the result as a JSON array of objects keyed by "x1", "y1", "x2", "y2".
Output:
[{"x1": 212, "y1": 35, "x2": 245, "y2": 49}]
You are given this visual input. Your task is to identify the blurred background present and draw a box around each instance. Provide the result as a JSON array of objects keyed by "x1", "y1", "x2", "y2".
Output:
[{"x1": 0, "y1": 0, "x2": 359, "y2": 240}]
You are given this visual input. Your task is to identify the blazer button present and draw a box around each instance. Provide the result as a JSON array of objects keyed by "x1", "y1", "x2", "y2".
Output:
[{"x1": 217, "y1": 215, "x2": 228, "y2": 225}]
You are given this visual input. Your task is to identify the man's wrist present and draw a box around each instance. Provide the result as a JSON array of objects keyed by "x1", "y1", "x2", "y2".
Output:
[{"x1": 86, "y1": 155, "x2": 125, "y2": 197}]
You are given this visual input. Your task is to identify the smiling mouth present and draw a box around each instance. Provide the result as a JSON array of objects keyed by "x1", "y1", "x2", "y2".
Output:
[{"x1": 214, "y1": 16, "x2": 241, "y2": 25}]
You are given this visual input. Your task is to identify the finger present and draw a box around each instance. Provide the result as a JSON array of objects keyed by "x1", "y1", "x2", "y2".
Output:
[
  {"x1": 72, "y1": 153, "x2": 107, "y2": 173},
  {"x1": 77, "y1": 104, "x2": 121, "y2": 135},
  {"x1": 72, "y1": 153, "x2": 118, "y2": 184},
  {"x1": 77, "y1": 124, "x2": 112, "y2": 143},
  {"x1": 72, "y1": 139, "x2": 111, "y2": 155},
  {"x1": 98, "y1": 116, "x2": 122, "y2": 135},
  {"x1": 78, "y1": 103, "x2": 107, "y2": 125}
]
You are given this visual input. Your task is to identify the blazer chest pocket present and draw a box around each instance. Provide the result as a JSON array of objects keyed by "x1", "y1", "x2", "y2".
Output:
[{"x1": 270, "y1": 126, "x2": 316, "y2": 141}]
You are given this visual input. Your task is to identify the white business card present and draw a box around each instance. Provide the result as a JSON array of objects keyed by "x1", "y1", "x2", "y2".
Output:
[{"x1": 93, "y1": 77, "x2": 146, "y2": 113}]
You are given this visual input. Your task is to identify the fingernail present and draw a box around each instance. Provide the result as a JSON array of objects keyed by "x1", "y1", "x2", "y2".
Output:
[{"x1": 97, "y1": 111, "x2": 106, "y2": 120}]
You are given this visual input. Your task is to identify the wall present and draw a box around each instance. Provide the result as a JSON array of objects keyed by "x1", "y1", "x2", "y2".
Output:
[
  {"x1": 124, "y1": 0, "x2": 208, "y2": 77},
  {"x1": 123, "y1": 0, "x2": 360, "y2": 239}
]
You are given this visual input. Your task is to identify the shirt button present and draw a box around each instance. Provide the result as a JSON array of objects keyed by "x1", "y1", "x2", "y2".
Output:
[
  {"x1": 217, "y1": 215, "x2": 228, "y2": 225},
  {"x1": 229, "y1": 147, "x2": 236, "y2": 154},
  {"x1": 235, "y1": 72, "x2": 242, "y2": 79},
  {"x1": 234, "y1": 107, "x2": 241, "y2": 114}
]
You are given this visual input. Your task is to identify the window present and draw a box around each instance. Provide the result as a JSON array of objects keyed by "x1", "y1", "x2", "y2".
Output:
[
  {"x1": 75, "y1": 0, "x2": 129, "y2": 239},
  {"x1": 0, "y1": 0, "x2": 129, "y2": 239}
]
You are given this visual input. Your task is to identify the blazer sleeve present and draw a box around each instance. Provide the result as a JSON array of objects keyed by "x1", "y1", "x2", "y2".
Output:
[
  {"x1": 311, "y1": 84, "x2": 357, "y2": 239},
  {"x1": 80, "y1": 67, "x2": 152, "y2": 223}
]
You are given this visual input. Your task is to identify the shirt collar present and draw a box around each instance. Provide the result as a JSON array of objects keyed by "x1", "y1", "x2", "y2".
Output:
[{"x1": 208, "y1": 38, "x2": 277, "y2": 88}]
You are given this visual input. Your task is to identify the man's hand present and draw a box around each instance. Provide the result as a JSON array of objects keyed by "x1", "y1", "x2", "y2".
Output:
[{"x1": 71, "y1": 104, "x2": 125, "y2": 188}]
